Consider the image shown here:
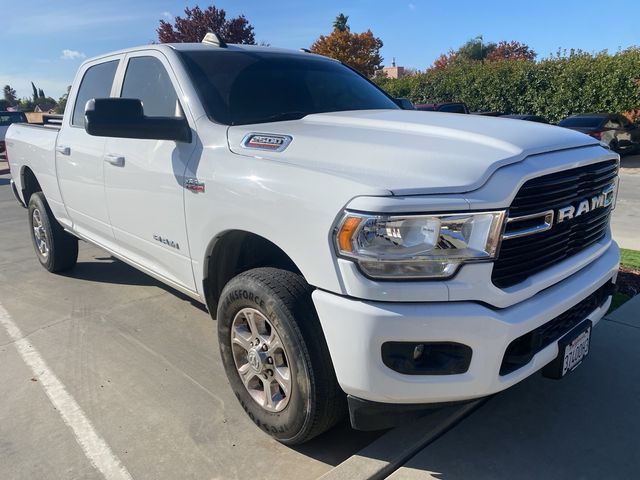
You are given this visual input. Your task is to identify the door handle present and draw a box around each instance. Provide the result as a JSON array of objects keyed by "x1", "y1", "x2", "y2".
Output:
[
  {"x1": 55, "y1": 145, "x2": 71, "y2": 156},
  {"x1": 104, "y1": 154, "x2": 125, "y2": 167}
]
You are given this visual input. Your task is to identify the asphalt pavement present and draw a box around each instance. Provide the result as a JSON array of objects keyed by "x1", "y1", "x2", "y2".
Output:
[
  {"x1": 0, "y1": 174, "x2": 381, "y2": 479},
  {"x1": 611, "y1": 154, "x2": 640, "y2": 250},
  {"x1": 1, "y1": 152, "x2": 639, "y2": 480}
]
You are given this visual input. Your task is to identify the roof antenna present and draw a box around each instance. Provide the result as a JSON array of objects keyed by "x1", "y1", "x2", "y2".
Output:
[
  {"x1": 202, "y1": 31, "x2": 227, "y2": 48},
  {"x1": 299, "y1": 48, "x2": 311, "y2": 53}
]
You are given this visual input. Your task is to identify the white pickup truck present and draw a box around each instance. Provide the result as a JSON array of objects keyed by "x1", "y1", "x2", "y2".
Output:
[{"x1": 6, "y1": 36, "x2": 620, "y2": 444}]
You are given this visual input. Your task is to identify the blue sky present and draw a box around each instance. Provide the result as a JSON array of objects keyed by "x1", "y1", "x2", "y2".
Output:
[{"x1": 2, "y1": 0, "x2": 639, "y2": 99}]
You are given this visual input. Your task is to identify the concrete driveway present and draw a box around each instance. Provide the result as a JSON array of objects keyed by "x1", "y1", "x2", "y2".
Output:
[{"x1": 0, "y1": 174, "x2": 380, "y2": 480}]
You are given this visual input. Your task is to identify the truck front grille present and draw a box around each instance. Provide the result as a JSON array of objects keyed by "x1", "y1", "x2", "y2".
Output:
[
  {"x1": 492, "y1": 159, "x2": 618, "y2": 288},
  {"x1": 500, "y1": 281, "x2": 614, "y2": 375}
]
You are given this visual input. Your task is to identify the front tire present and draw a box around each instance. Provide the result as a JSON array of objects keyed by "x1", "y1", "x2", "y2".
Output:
[
  {"x1": 217, "y1": 268, "x2": 345, "y2": 445},
  {"x1": 28, "y1": 192, "x2": 78, "y2": 272}
]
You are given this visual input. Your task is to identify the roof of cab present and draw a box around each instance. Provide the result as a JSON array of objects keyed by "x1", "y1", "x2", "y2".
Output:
[{"x1": 82, "y1": 42, "x2": 330, "y2": 65}]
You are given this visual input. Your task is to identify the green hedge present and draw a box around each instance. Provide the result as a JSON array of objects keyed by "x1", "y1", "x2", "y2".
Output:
[{"x1": 375, "y1": 48, "x2": 640, "y2": 123}]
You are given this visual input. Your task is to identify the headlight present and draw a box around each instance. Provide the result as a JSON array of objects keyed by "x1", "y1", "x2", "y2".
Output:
[{"x1": 335, "y1": 211, "x2": 506, "y2": 279}]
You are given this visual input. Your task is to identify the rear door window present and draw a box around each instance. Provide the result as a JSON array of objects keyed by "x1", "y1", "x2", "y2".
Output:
[
  {"x1": 121, "y1": 56, "x2": 182, "y2": 118},
  {"x1": 72, "y1": 60, "x2": 119, "y2": 127}
]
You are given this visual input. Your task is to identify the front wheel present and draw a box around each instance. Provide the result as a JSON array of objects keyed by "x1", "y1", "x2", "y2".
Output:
[
  {"x1": 217, "y1": 268, "x2": 345, "y2": 445},
  {"x1": 28, "y1": 192, "x2": 78, "y2": 272}
]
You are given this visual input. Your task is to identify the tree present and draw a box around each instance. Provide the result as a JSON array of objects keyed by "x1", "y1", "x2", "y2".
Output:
[
  {"x1": 457, "y1": 36, "x2": 497, "y2": 61},
  {"x1": 38, "y1": 88, "x2": 45, "y2": 99},
  {"x1": 487, "y1": 41, "x2": 537, "y2": 61},
  {"x1": 0, "y1": 99, "x2": 10, "y2": 110},
  {"x1": 157, "y1": 5, "x2": 255, "y2": 44},
  {"x1": 333, "y1": 13, "x2": 349, "y2": 32},
  {"x1": 431, "y1": 50, "x2": 458, "y2": 70},
  {"x1": 311, "y1": 14, "x2": 383, "y2": 77},
  {"x1": 31, "y1": 82, "x2": 38, "y2": 102},
  {"x1": 55, "y1": 86, "x2": 72, "y2": 114},
  {"x1": 3, "y1": 85, "x2": 17, "y2": 106}
]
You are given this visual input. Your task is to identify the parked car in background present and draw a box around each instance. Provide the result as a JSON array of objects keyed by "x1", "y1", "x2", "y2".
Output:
[
  {"x1": 1, "y1": 111, "x2": 28, "y2": 159},
  {"x1": 559, "y1": 114, "x2": 640, "y2": 154},
  {"x1": 501, "y1": 114, "x2": 549, "y2": 124},
  {"x1": 415, "y1": 102, "x2": 469, "y2": 114}
]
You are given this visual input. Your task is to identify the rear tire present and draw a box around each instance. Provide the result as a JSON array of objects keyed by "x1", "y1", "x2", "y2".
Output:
[
  {"x1": 217, "y1": 268, "x2": 346, "y2": 445},
  {"x1": 28, "y1": 192, "x2": 78, "y2": 272}
]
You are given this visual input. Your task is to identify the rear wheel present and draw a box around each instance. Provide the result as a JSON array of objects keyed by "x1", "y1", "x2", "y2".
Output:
[
  {"x1": 217, "y1": 268, "x2": 345, "y2": 445},
  {"x1": 28, "y1": 192, "x2": 78, "y2": 272}
]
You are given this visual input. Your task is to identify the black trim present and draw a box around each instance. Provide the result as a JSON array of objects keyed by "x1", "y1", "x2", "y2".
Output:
[{"x1": 347, "y1": 395, "x2": 478, "y2": 431}]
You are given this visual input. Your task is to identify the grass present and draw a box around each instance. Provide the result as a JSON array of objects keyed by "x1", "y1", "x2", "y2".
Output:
[
  {"x1": 607, "y1": 248, "x2": 640, "y2": 313},
  {"x1": 620, "y1": 248, "x2": 640, "y2": 270}
]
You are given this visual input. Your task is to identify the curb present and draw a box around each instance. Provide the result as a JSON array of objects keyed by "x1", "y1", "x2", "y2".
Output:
[{"x1": 319, "y1": 399, "x2": 484, "y2": 480}]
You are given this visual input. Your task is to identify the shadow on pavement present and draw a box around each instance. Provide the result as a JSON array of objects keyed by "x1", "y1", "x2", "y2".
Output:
[
  {"x1": 621, "y1": 154, "x2": 640, "y2": 169},
  {"x1": 293, "y1": 418, "x2": 384, "y2": 466},
  {"x1": 387, "y1": 316, "x2": 640, "y2": 479},
  {"x1": 63, "y1": 255, "x2": 208, "y2": 311}
]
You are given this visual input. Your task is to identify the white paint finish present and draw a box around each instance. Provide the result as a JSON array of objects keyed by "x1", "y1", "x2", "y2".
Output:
[
  {"x1": 103, "y1": 50, "x2": 198, "y2": 290},
  {"x1": 227, "y1": 110, "x2": 598, "y2": 196},
  {"x1": 0, "y1": 303, "x2": 133, "y2": 480},
  {"x1": 313, "y1": 242, "x2": 617, "y2": 403},
  {"x1": 185, "y1": 118, "x2": 386, "y2": 297},
  {"x1": 55, "y1": 54, "x2": 125, "y2": 243}
]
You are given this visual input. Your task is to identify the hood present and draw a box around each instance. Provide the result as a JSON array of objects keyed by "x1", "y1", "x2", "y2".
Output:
[{"x1": 227, "y1": 110, "x2": 599, "y2": 196}]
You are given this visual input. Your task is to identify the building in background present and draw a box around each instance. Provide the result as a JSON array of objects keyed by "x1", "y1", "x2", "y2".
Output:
[{"x1": 381, "y1": 58, "x2": 406, "y2": 79}]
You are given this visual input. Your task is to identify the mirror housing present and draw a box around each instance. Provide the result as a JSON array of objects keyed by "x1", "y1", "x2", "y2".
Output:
[
  {"x1": 394, "y1": 98, "x2": 415, "y2": 110},
  {"x1": 84, "y1": 98, "x2": 191, "y2": 143}
]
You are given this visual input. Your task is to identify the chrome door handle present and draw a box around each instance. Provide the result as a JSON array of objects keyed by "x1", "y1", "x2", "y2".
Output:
[
  {"x1": 104, "y1": 154, "x2": 125, "y2": 167},
  {"x1": 55, "y1": 145, "x2": 71, "y2": 156}
]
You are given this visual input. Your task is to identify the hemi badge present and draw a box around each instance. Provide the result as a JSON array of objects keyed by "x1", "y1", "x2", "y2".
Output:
[
  {"x1": 185, "y1": 178, "x2": 205, "y2": 193},
  {"x1": 242, "y1": 133, "x2": 292, "y2": 152}
]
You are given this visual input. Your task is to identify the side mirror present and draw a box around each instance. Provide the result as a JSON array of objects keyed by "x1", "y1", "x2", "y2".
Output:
[
  {"x1": 84, "y1": 98, "x2": 191, "y2": 143},
  {"x1": 394, "y1": 98, "x2": 415, "y2": 110}
]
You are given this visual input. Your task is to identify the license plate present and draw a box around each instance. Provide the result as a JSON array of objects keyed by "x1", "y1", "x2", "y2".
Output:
[
  {"x1": 542, "y1": 320, "x2": 592, "y2": 379},
  {"x1": 561, "y1": 325, "x2": 591, "y2": 376}
]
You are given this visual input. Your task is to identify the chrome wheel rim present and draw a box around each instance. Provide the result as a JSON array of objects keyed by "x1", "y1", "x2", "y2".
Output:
[
  {"x1": 231, "y1": 308, "x2": 292, "y2": 412},
  {"x1": 32, "y1": 208, "x2": 49, "y2": 259}
]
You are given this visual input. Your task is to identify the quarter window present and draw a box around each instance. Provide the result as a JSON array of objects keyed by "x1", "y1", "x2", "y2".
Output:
[
  {"x1": 121, "y1": 56, "x2": 182, "y2": 117},
  {"x1": 72, "y1": 60, "x2": 119, "y2": 127}
]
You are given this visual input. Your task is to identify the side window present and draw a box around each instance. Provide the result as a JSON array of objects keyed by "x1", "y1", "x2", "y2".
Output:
[
  {"x1": 72, "y1": 60, "x2": 119, "y2": 127},
  {"x1": 121, "y1": 56, "x2": 182, "y2": 118},
  {"x1": 619, "y1": 116, "x2": 631, "y2": 127},
  {"x1": 605, "y1": 118, "x2": 620, "y2": 129}
]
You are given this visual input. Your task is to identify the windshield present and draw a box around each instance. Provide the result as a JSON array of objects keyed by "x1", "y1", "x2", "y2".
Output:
[
  {"x1": 559, "y1": 116, "x2": 605, "y2": 128},
  {"x1": 0, "y1": 112, "x2": 27, "y2": 126},
  {"x1": 178, "y1": 49, "x2": 398, "y2": 125}
]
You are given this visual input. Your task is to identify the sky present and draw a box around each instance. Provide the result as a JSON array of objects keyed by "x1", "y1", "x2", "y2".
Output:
[{"x1": 2, "y1": 0, "x2": 639, "y2": 99}]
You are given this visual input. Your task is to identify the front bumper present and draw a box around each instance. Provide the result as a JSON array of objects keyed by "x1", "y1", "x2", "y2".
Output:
[{"x1": 312, "y1": 240, "x2": 619, "y2": 404}]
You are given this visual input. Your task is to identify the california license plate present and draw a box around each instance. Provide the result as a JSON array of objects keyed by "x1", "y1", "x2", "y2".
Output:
[
  {"x1": 542, "y1": 320, "x2": 592, "y2": 379},
  {"x1": 561, "y1": 325, "x2": 591, "y2": 376}
]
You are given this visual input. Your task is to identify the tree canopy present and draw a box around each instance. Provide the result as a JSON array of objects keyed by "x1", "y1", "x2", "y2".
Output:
[
  {"x1": 157, "y1": 6, "x2": 255, "y2": 44},
  {"x1": 431, "y1": 37, "x2": 536, "y2": 70},
  {"x1": 311, "y1": 14, "x2": 383, "y2": 77}
]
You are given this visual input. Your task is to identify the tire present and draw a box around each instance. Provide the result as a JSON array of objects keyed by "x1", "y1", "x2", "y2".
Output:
[
  {"x1": 28, "y1": 192, "x2": 78, "y2": 272},
  {"x1": 217, "y1": 267, "x2": 346, "y2": 445}
]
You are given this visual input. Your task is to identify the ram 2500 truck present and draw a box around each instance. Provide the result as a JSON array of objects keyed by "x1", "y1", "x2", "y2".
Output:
[{"x1": 5, "y1": 36, "x2": 620, "y2": 445}]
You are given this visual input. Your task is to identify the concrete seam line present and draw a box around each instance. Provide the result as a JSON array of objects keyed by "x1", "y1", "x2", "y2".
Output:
[
  {"x1": 0, "y1": 302, "x2": 133, "y2": 480},
  {"x1": 320, "y1": 399, "x2": 485, "y2": 480}
]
